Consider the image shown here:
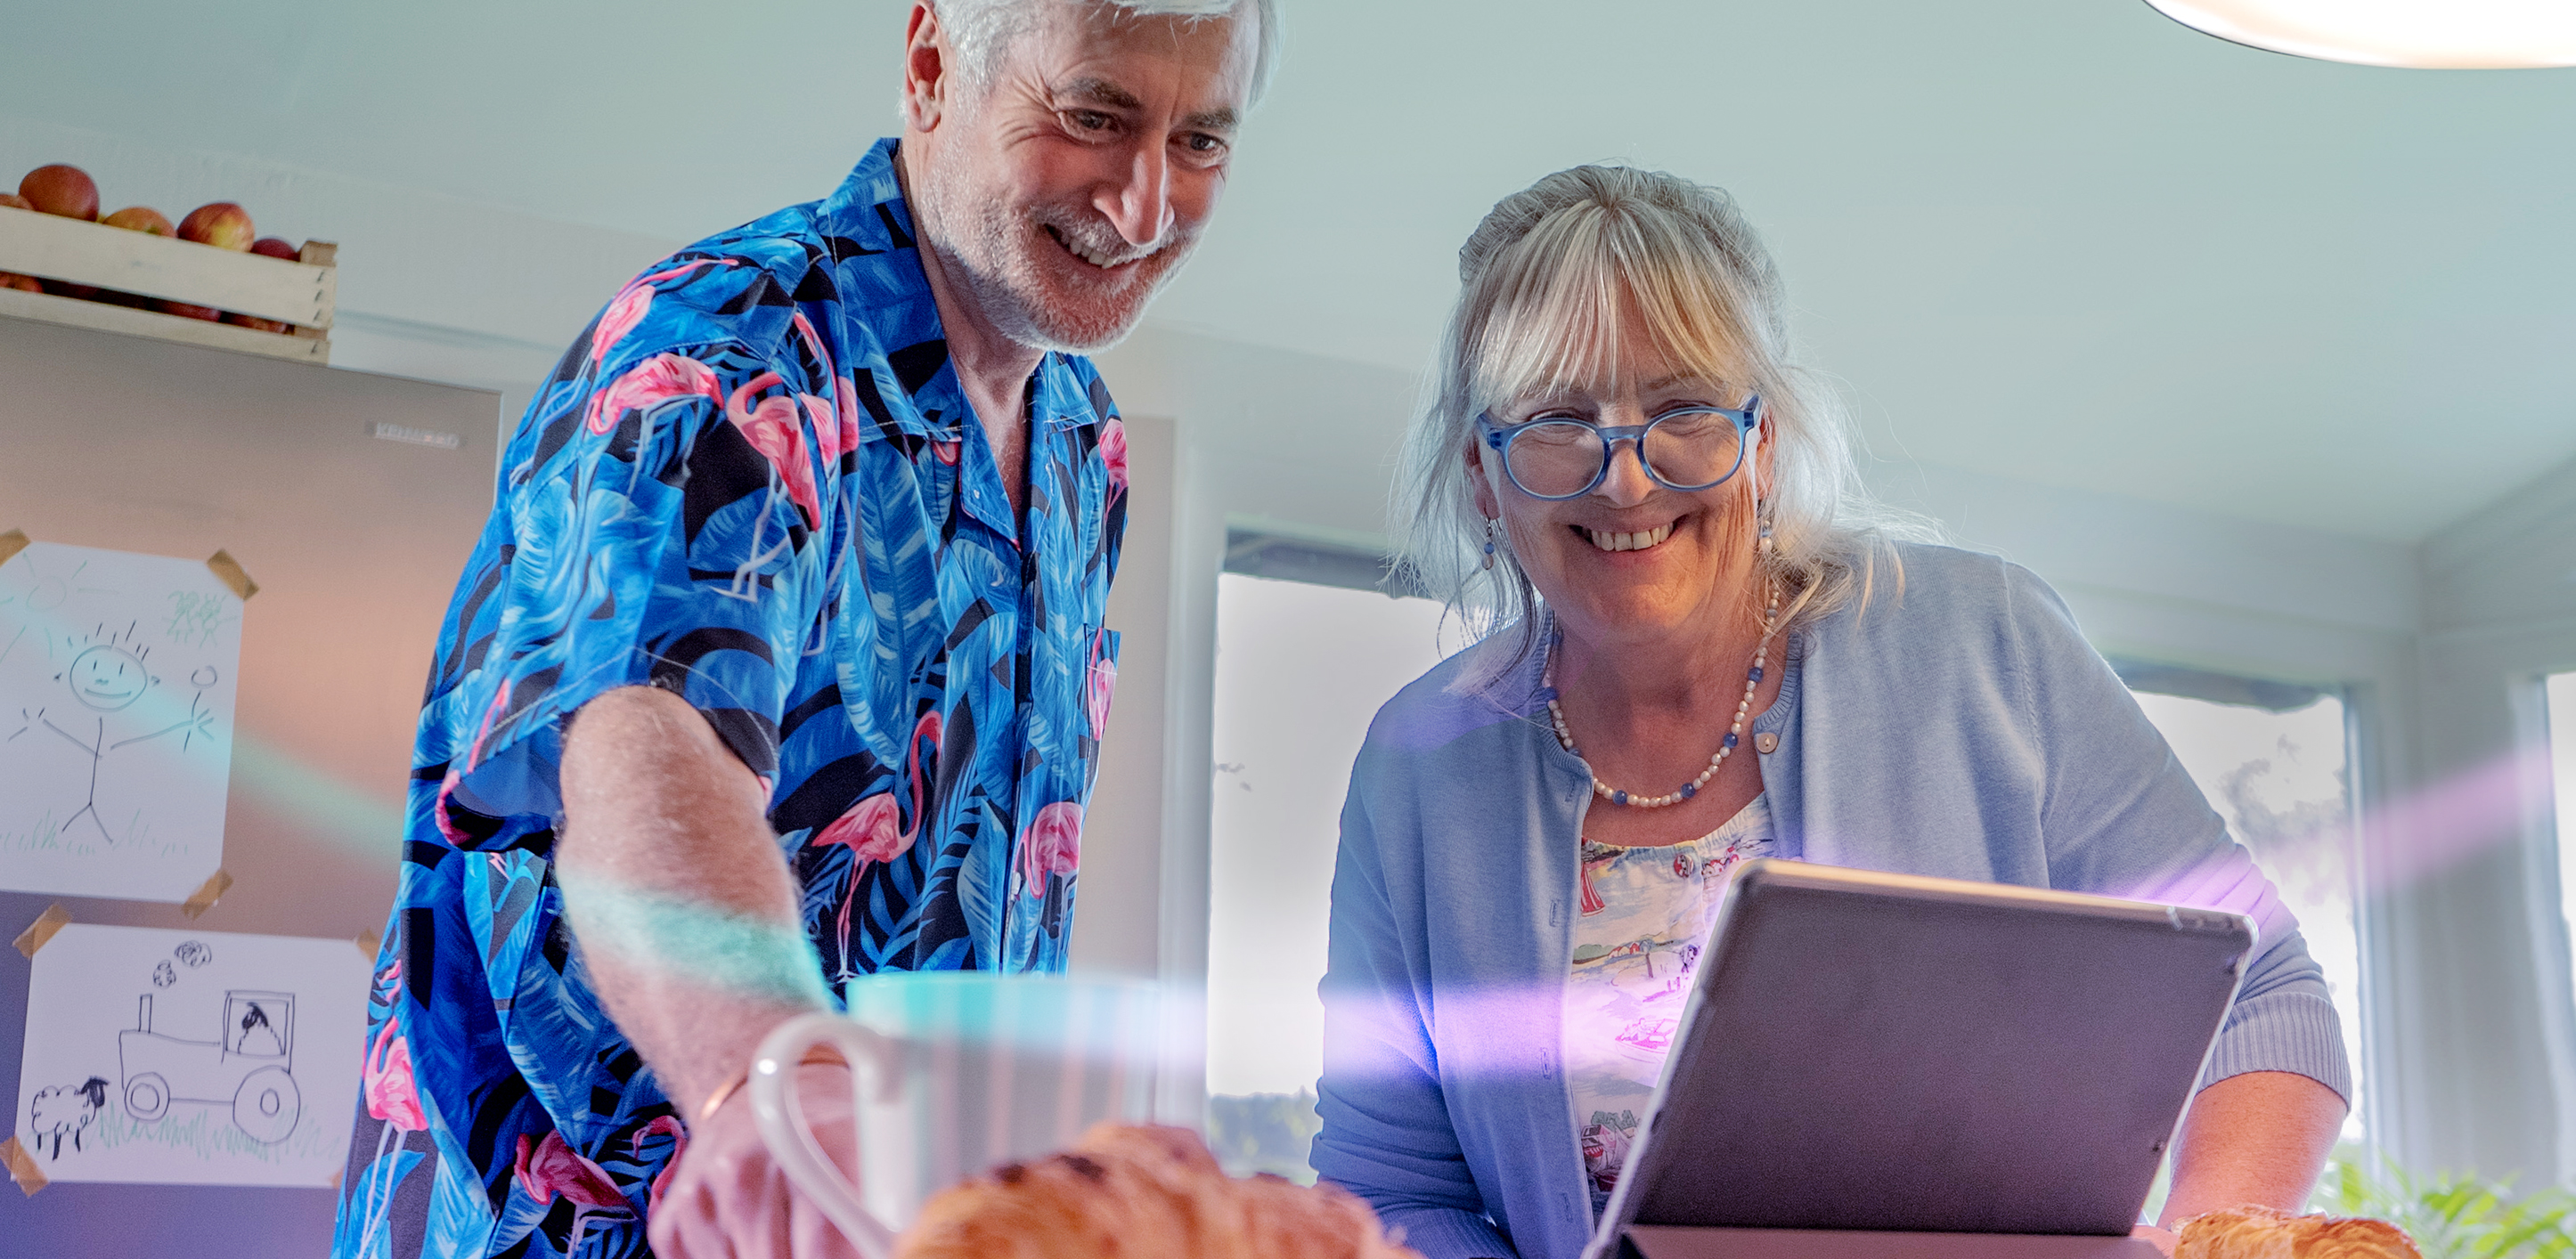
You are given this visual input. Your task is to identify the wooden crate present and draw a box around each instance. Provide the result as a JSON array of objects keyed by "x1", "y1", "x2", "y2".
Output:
[{"x1": 0, "y1": 207, "x2": 335, "y2": 364}]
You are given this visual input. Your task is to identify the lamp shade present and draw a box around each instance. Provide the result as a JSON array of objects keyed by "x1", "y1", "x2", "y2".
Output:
[{"x1": 2143, "y1": 0, "x2": 2576, "y2": 68}]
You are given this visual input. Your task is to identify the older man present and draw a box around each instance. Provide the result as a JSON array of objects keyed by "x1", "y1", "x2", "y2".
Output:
[{"x1": 329, "y1": 2, "x2": 1272, "y2": 1255}]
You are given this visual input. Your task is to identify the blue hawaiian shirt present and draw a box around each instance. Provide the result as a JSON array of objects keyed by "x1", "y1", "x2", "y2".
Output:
[{"x1": 331, "y1": 138, "x2": 1129, "y2": 1259}]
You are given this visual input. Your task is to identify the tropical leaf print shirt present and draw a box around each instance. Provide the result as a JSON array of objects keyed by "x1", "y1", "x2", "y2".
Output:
[
  {"x1": 1568, "y1": 796, "x2": 1773, "y2": 1210},
  {"x1": 331, "y1": 138, "x2": 1128, "y2": 1259}
]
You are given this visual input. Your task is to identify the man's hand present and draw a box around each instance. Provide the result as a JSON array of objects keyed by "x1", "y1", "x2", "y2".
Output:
[
  {"x1": 558, "y1": 685, "x2": 833, "y2": 1119},
  {"x1": 649, "y1": 1063, "x2": 879, "y2": 1259}
]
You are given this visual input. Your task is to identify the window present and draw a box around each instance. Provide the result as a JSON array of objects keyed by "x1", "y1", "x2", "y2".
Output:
[
  {"x1": 2548, "y1": 672, "x2": 2576, "y2": 1011},
  {"x1": 1204, "y1": 539, "x2": 1449, "y2": 1179},
  {"x1": 2117, "y1": 663, "x2": 2366, "y2": 1143}
]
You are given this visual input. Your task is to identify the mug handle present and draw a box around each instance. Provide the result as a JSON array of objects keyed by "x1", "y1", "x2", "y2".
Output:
[{"x1": 747, "y1": 1011, "x2": 904, "y2": 1259}]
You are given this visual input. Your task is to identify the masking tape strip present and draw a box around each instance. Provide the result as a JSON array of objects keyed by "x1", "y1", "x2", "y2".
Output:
[
  {"x1": 180, "y1": 869, "x2": 234, "y2": 920},
  {"x1": 3, "y1": 1136, "x2": 46, "y2": 1196},
  {"x1": 13, "y1": 904, "x2": 70, "y2": 959},
  {"x1": 205, "y1": 549, "x2": 258, "y2": 601},
  {"x1": 0, "y1": 529, "x2": 29, "y2": 567},
  {"x1": 356, "y1": 927, "x2": 381, "y2": 959}
]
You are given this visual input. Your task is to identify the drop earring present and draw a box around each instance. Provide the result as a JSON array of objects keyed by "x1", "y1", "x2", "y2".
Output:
[{"x1": 1482, "y1": 518, "x2": 1500, "y2": 571}]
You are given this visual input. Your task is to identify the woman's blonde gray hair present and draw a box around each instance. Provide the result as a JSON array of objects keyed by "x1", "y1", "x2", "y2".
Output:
[
  {"x1": 933, "y1": 0, "x2": 1281, "y2": 104},
  {"x1": 1393, "y1": 164, "x2": 1937, "y2": 694}
]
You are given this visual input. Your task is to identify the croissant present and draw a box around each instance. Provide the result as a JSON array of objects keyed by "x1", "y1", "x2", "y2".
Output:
[
  {"x1": 895, "y1": 1123, "x2": 1422, "y2": 1259},
  {"x1": 2175, "y1": 1205, "x2": 2421, "y2": 1258}
]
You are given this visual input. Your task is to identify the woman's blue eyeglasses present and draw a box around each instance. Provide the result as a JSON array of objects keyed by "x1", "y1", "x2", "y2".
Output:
[{"x1": 1475, "y1": 394, "x2": 1762, "y2": 501}]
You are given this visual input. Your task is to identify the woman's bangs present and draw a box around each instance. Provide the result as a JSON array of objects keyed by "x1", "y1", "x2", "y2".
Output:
[{"x1": 1466, "y1": 207, "x2": 1749, "y2": 414}]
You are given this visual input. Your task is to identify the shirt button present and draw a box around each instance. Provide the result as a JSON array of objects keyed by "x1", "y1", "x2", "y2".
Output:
[{"x1": 1754, "y1": 732, "x2": 1780, "y2": 754}]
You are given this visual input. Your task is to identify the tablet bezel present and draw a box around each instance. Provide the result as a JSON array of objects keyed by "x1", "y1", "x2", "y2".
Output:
[{"x1": 1582, "y1": 859, "x2": 2255, "y2": 1256}]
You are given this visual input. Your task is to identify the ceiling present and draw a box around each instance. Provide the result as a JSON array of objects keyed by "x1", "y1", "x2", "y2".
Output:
[{"x1": 4, "y1": 0, "x2": 2572, "y2": 540}]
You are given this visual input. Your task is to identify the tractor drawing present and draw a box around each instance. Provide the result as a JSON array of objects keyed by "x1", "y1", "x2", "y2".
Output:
[{"x1": 118, "y1": 990, "x2": 300, "y2": 1144}]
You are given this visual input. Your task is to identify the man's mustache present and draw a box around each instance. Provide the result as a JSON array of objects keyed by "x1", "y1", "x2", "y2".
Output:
[{"x1": 1037, "y1": 216, "x2": 1185, "y2": 268}]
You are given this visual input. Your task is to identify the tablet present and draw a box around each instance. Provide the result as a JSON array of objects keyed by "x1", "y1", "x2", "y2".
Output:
[{"x1": 1583, "y1": 859, "x2": 2254, "y2": 1256}]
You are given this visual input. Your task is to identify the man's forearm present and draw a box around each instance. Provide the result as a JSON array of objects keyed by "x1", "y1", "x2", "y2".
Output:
[
  {"x1": 2157, "y1": 1069, "x2": 2347, "y2": 1228},
  {"x1": 558, "y1": 684, "x2": 832, "y2": 1117}
]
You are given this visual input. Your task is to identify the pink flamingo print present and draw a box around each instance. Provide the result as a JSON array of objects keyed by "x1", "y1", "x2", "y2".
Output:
[
  {"x1": 1097, "y1": 417, "x2": 1129, "y2": 491},
  {"x1": 589, "y1": 261, "x2": 730, "y2": 370},
  {"x1": 726, "y1": 370, "x2": 823, "y2": 530},
  {"x1": 583, "y1": 352, "x2": 725, "y2": 437},
  {"x1": 802, "y1": 393, "x2": 842, "y2": 467},
  {"x1": 352, "y1": 960, "x2": 429, "y2": 1253},
  {"x1": 788, "y1": 310, "x2": 833, "y2": 377},
  {"x1": 831, "y1": 372, "x2": 865, "y2": 461},
  {"x1": 786, "y1": 313, "x2": 850, "y2": 468},
  {"x1": 433, "y1": 767, "x2": 473, "y2": 849},
  {"x1": 1019, "y1": 801, "x2": 1083, "y2": 939},
  {"x1": 628, "y1": 1115, "x2": 689, "y2": 1215},
  {"x1": 812, "y1": 711, "x2": 941, "y2": 958},
  {"x1": 516, "y1": 1130, "x2": 631, "y2": 1248},
  {"x1": 1085, "y1": 635, "x2": 1117, "y2": 738},
  {"x1": 434, "y1": 682, "x2": 522, "y2": 847},
  {"x1": 363, "y1": 1020, "x2": 425, "y2": 1133}
]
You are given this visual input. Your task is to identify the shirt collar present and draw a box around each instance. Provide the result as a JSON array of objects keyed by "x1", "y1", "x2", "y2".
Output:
[
  {"x1": 818, "y1": 137, "x2": 916, "y2": 256},
  {"x1": 818, "y1": 138, "x2": 1105, "y2": 442}
]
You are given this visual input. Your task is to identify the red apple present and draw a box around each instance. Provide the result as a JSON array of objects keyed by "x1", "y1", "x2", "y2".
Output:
[
  {"x1": 0, "y1": 272, "x2": 41, "y2": 293},
  {"x1": 177, "y1": 201, "x2": 255, "y2": 250},
  {"x1": 159, "y1": 301, "x2": 221, "y2": 321},
  {"x1": 20, "y1": 164, "x2": 99, "y2": 221},
  {"x1": 102, "y1": 206, "x2": 175, "y2": 236},
  {"x1": 0, "y1": 193, "x2": 33, "y2": 212},
  {"x1": 249, "y1": 236, "x2": 298, "y2": 262},
  {"x1": 223, "y1": 312, "x2": 292, "y2": 333}
]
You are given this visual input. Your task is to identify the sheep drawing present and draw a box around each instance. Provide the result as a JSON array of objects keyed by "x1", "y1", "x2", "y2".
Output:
[{"x1": 29, "y1": 1076, "x2": 110, "y2": 1159}]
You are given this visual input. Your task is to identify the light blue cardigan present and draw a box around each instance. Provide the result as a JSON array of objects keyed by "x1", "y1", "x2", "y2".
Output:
[{"x1": 1310, "y1": 544, "x2": 2350, "y2": 1259}]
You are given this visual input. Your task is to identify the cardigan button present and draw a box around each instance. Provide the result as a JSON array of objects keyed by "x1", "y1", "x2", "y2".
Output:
[{"x1": 1754, "y1": 732, "x2": 1780, "y2": 754}]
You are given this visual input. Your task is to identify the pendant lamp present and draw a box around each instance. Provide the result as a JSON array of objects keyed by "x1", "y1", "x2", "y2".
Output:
[{"x1": 2143, "y1": 0, "x2": 2576, "y2": 68}]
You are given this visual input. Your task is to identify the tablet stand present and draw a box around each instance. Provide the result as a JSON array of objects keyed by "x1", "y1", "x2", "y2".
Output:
[{"x1": 1619, "y1": 1225, "x2": 2167, "y2": 1257}]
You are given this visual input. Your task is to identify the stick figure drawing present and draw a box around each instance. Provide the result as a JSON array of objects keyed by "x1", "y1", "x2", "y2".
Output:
[
  {"x1": 0, "y1": 540, "x2": 243, "y2": 901},
  {"x1": 25, "y1": 629, "x2": 223, "y2": 845}
]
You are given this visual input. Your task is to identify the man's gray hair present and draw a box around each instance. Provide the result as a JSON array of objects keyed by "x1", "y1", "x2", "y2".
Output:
[{"x1": 935, "y1": 0, "x2": 1281, "y2": 105}]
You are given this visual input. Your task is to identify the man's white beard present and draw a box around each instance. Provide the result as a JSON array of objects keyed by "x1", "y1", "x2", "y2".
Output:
[{"x1": 913, "y1": 154, "x2": 1182, "y2": 354}]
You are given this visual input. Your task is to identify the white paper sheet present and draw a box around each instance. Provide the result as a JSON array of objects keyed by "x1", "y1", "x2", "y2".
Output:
[
  {"x1": 0, "y1": 540, "x2": 241, "y2": 901},
  {"x1": 13, "y1": 923, "x2": 369, "y2": 1186}
]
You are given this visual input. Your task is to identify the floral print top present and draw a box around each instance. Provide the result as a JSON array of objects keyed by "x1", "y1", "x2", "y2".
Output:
[
  {"x1": 1568, "y1": 795, "x2": 1774, "y2": 1208},
  {"x1": 331, "y1": 138, "x2": 1127, "y2": 1259}
]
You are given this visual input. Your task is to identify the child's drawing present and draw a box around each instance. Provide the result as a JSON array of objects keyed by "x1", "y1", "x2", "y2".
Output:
[
  {"x1": 0, "y1": 540, "x2": 241, "y2": 901},
  {"x1": 27, "y1": 1076, "x2": 108, "y2": 1158},
  {"x1": 118, "y1": 989, "x2": 301, "y2": 1145},
  {"x1": 13, "y1": 923, "x2": 366, "y2": 1187}
]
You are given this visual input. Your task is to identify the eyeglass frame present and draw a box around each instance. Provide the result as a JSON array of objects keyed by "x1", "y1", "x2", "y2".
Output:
[{"x1": 1474, "y1": 394, "x2": 1764, "y2": 501}]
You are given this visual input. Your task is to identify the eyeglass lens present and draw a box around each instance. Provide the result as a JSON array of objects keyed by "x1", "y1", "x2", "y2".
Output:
[{"x1": 1503, "y1": 412, "x2": 1744, "y2": 498}]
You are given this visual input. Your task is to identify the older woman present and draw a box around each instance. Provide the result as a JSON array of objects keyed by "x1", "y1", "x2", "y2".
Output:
[{"x1": 1310, "y1": 166, "x2": 2350, "y2": 1259}]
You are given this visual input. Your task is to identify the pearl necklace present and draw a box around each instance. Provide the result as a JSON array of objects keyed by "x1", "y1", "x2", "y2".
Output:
[{"x1": 1545, "y1": 582, "x2": 1783, "y2": 809}]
